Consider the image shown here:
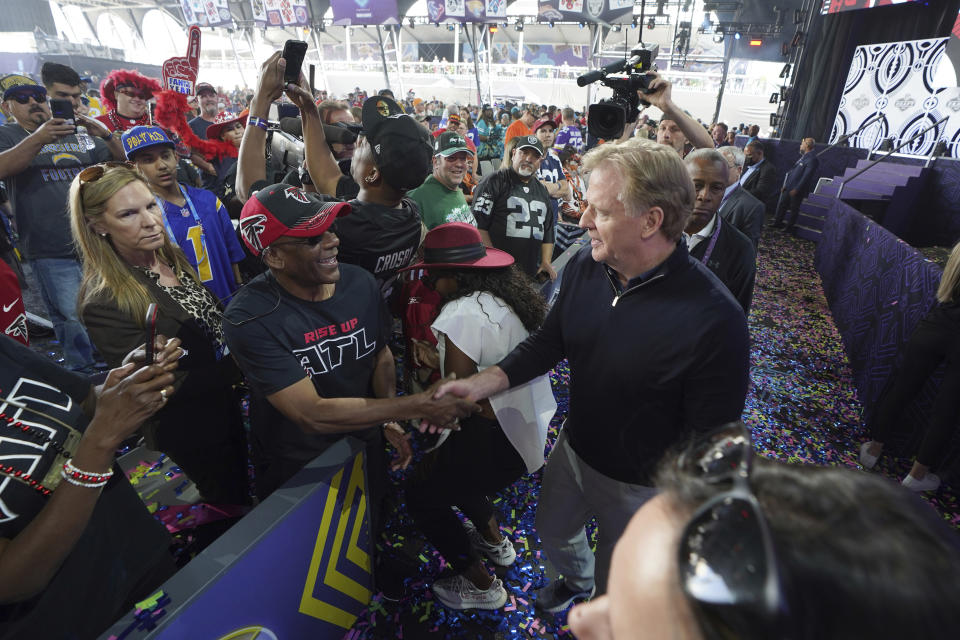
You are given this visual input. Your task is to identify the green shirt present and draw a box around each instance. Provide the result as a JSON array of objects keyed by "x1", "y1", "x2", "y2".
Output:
[{"x1": 407, "y1": 175, "x2": 476, "y2": 230}]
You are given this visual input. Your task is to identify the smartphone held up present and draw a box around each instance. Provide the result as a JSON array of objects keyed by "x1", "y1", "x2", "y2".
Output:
[{"x1": 282, "y1": 39, "x2": 308, "y2": 86}]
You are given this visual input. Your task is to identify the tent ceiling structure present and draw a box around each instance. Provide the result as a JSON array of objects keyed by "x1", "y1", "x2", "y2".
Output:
[{"x1": 43, "y1": 1, "x2": 732, "y2": 54}]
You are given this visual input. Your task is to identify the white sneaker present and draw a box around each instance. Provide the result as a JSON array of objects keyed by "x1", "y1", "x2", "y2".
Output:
[
  {"x1": 432, "y1": 574, "x2": 508, "y2": 610},
  {"x1": 859, "y1": 442, "x2": 878, "y2": 469},
  {"x1": 902, "y1": 472, "x2": 940, "y2": 492},
  {"x1": 464, "y1": 520, "x2": 517, "y2": 567}
]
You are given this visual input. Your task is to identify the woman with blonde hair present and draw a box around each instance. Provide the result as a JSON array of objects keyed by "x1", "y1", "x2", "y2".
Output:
[
  {"x1": 860, "y1": 240, "x2": 960, "y2": 492},
  {"x1": 69, "y1": 162, "x2": 249, "y2": 505}
]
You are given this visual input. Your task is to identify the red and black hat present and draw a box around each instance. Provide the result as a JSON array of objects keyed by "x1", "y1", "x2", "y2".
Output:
[
  {"x1": 531, "y1": 117, "x2": 557, "y2": 132},
  {"x1": 402, "y1": 223, "x2": 514, "y2": 271},
  {"x1": 239, "y1": 184, "x2": 351, "y2": 256}
]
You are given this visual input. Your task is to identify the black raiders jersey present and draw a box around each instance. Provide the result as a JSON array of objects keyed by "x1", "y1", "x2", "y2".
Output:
[
  {"x1": 337, "y1": 196, "x2": 422, "y2": 300},
  {"x1": 472, "y1": 168, "x2": 555, "y2": 277}
]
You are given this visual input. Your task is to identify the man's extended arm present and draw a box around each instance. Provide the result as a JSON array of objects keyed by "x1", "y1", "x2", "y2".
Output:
[
  {"x1": 266, "y1": 375, "x2": 477, "y2": 434},
  {"x1": 0, "y1": 342, "x2": 177, "y2": 602},
  {"x1": 284, "y1": 82, "x2": 342, "y2": 198},
  {"x1": 643, "y1": 72, "x2": 714, "y2": 151},
  {"x1": 371, "y1": 346, "x2": 396, "y2": 400},
  {"x1": 236, "y1": 52, "x2": 284, "y2": 202},
  {"x1": 0, "y1": 118, "x2": 74, "y2": 179}
]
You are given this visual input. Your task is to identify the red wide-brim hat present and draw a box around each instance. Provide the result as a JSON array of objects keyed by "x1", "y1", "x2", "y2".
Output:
[{"x1": 402, "y1": 222, "x2": 514, "y2": 271}]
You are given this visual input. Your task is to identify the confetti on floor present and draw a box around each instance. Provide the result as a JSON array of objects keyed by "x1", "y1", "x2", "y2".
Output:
[{"x1": 351, "y1": 227, "x2": 960, "y2": 639}]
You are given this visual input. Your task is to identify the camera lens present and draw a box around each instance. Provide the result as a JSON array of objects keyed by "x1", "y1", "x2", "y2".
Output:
[{"x1": 588, "y1": 100, "x2": 627, "y2": 140}]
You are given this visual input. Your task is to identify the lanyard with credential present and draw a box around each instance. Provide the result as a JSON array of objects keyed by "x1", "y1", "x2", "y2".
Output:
[
  {"x1": 698, "y1": 215, "x2": 722, "y2": 266},
  {"x1": 156, "y1": 185, "x2": 207, "y2": 267}
]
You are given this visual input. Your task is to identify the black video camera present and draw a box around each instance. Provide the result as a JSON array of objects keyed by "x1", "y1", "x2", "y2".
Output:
[{"x1": 578, "y1": 45, "x2": 659, "y2": 140}]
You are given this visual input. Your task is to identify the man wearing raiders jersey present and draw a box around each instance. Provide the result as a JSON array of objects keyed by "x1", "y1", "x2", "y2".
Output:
[
  {"x1": 472, "y1": 135, "x2": 557, "y2": 280},
  {"x1": 236, "y1": 53, "x2": 431, "y2": 301}
]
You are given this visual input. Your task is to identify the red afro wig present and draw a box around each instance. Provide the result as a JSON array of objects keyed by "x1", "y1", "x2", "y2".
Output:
[{"x1": 99, "y1": 69, "x2": 162, "y2": 112}]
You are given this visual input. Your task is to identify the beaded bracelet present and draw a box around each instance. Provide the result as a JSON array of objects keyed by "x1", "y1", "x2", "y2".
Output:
[
  {"x1": 63, "y1": 458, "x2": 113, "y2": 484},
  {"x1": 60, "y1": 470, "x2": 109, "y2": 489},
  {"x1": 247, "y1": 116, "x2": 269, "y2": 131}
]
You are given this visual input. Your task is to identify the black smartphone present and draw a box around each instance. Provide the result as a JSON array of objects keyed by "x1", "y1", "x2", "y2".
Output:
[
  {"x1": 49, "y1": 98, "x2": 76, "y2": 131},
  {"x1": 144, "y1": 303, "x2": 158, "y2": 364},
  {"x1": 282, "y1": 40, "x2": 308, "y2": 85}
]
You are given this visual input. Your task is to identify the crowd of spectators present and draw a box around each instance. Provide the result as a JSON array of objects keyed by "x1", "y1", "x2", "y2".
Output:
[{"x1": 0, "y1": 52, "x2": 958, "y2": 640}]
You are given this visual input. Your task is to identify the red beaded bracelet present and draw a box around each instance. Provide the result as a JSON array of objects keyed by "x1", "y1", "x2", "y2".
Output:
[{"x1": 62, "y1": 458, "x2": 113, "y2": 484}]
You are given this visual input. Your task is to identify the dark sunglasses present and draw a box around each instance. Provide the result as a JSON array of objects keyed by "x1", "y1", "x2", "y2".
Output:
[
  {"x1": 116, "y1": 87, "x2": 149, "y2": 100},
  {"x1": 676, "y1": 423, "x2": 790, "y2": 640},
  {"x1": 9, "y1": 91, "x2": 46, "y2": 104},
  {"x1": 271, "y1": 227, "x2": 337, "y2": 249},
  {"x1": 78, "y1": 162, "x2": 136, "y2": 191}
]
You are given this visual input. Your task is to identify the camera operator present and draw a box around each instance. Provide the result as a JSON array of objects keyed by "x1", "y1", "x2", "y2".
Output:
[{"x1": 644, "y1": 72, "x2": 713, "y2": 156}]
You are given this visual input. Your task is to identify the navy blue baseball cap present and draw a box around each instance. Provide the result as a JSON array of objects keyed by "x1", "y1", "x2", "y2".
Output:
[{"x1": 121, "y1": 126, "x2": 176, "y2": 160}]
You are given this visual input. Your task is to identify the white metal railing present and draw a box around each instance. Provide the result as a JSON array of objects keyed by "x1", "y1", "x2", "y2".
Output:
[{"x1": 196, "y1": 57, "x2": 774, "y2": 96}]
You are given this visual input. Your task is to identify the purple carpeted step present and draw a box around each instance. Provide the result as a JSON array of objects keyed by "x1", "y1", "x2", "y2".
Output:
[
  {"x1": 818, "y1": 182, "x2": 892, "y2": 200},
  {"x1": 792, "y1": 225, "x2": 821, "y2": 242},
  {"x1": 806, "y1": 193, "x2": 835, "y2": 207},
  {"x1": 848, "y1": 161, "x2": 923, "y2": 173},
  {"x1": 850, "y1": 160, "x2": 925, "y2": 178},
  {"x1": 797, "y1": 211, "x2": 825, "y2": 230}
]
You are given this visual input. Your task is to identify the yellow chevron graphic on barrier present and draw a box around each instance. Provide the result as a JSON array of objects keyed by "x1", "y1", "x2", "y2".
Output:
[{"x1": 298, "y1": 453, "x2": 372, "y2": 629}]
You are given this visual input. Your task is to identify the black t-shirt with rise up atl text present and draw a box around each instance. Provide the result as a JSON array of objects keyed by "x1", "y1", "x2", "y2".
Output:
[
  {"x1": 223, "y1": 265, "x2": 391, "y2": 470},
  {"x1": 0, "y1": 338, "x2": 171, "y2": 640},
  {"x1": 472, "y1": 168, "x2": 555, "y2": 277}
]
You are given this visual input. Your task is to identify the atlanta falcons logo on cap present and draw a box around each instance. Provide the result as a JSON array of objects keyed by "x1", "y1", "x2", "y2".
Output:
[
  {"x1": 283, "y1": 187, "x2": 311, "y2": 204},
  {"x1": 4, "y1": 313, "x2": 27, "y2": 342},
  {"x1": 240, "y1": 213, "x2": 268, "y2": 254}
]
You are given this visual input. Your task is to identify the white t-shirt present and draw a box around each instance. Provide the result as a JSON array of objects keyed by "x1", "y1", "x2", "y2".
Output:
[{"x1": 432, "y1": 291, "x2": 557, "y2": 472}]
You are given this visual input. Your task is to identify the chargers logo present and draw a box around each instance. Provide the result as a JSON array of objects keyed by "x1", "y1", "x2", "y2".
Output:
[
  {"x1": 51, "y1": 153, "x2": 80, "y2": 165},
  {"x1": 240, "y1": 213, "x2": 268, "y2": 254}
]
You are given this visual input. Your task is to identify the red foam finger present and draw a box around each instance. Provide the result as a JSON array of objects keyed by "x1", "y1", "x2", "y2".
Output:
[{"x1": 185, "y1": 25, "x2": 201, "y2": 69}]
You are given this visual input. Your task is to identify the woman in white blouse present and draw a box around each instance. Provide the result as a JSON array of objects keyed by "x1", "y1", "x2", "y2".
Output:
[{"x1": 403, "y1": 222, "x2": 556, "y2": 611}]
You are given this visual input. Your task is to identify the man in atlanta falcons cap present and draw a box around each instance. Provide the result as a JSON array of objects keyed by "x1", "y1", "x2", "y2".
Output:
[{"x1": 224, "y1": 183, "x2": 478, "y2": 516}]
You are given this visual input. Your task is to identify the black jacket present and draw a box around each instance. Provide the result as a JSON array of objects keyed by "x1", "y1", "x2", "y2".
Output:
[
  {"x1": 783, "y1": 151, "x2": 820, "y2": 195},
  {"x1": 741, "y1": 159, "x2": 778, "y2": 212},
  {"x1": 498, "y1": 242, "x2": 749, "y2": 485},
  {"x1": 689, "y1": 215, "x2": 756, "y2": 315},
  {"x1": 81, "y1": 267, "x2": 247, "y2": 504},
  {"x1": 719, "y1": 185, "x2": 764, "y2": 249}
]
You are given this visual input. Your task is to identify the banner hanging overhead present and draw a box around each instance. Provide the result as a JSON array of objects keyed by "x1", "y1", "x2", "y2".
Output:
[
  {"x1": 181, "y1": 0, "x2": 233, "y2": 27},
  {"x1": 251, "y1": 0, "x2": 312, "y2": 27},
  {"x1": 330, "y1": 0, "x2": 400, "y2": 25},
  {"x1": 820, "y1": 0, "x2": 920, "y2": 15},
  {"x1": 425, "y1": 0, "x2": 507, "y2": 23},
  {"x1": 536, "y1": 0, "x2": 633, "y2": 24}
]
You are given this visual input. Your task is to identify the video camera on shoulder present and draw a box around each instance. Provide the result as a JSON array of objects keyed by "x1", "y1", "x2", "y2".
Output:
[{"x1": 578, "y1": 44, "x2": 659, "y2": 140}]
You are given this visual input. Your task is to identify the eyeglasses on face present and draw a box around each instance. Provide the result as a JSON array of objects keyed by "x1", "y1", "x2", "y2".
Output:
[{"x1": 270, "y1": 229, "x2": 337, "y2": 249}]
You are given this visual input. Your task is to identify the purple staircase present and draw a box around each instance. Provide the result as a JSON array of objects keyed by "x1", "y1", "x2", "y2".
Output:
[{"x1": 792, "y1": 159, "x2": 930, "y2": 242}]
